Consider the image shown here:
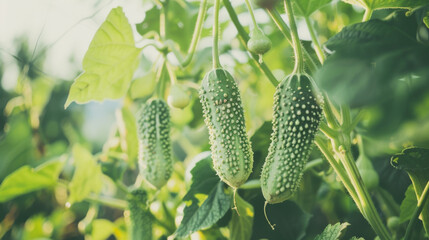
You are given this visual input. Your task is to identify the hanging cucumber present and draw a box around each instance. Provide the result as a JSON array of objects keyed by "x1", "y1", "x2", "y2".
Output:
[
  {"x1": 199, "y1": 68, "x2": 253, "y2": 189},
  {"x1": 261, "y1": 74, "x2": 322, "y2": 204},
  {"x1": 137, "y1": 99, "x2": 173, "y2": 189}
]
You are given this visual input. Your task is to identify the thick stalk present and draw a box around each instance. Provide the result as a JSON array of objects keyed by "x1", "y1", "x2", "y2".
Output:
[
  {"x1": 304, "y1": 16, "x2": 325, "y2": 63},
  {"x1": 212, "y1": 0, "x2": 221, "y2": 68},
  {"x1": 284, "y1": 0, "x2": 304, "y2": 73},
  {"x1": 222, "y1": 0, "x2": 278, "y2": 86}
]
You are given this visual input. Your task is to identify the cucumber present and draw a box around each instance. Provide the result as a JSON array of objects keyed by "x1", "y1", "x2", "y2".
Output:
[
  {"x1": 199, "y1": 68, "x2": 253, "y2": 189},
  {"x1": 261, "y1": 74, "x2": 322, "y2": 204},
  {"x1": 137, "y1": 99, "x2": 172, "y2": 189},
  {"x1": 127, "y1": 189, "x2": 152, "y2": 240}
]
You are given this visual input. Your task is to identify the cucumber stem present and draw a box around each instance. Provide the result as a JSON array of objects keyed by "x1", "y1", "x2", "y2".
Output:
[
  {"x1": 244, "y1": 0, "x2": 258, "y2": 28},
  {"x1": 213, "y1": 0, "x2": 221, "y2": 69},
  {"x1": 264, "y1": 201, "x2": 276, "y2": 230},
  {"x1": 181, "y1": 0, "x2": 208, "y2": 67},
  {"x1": 304, "y1": 16, "x2": 325, "y2": 63},
  {"x1": 284, "y1": 0, "x2": 304, "y2": 74},
  {"x1": 267, "y1": 9, "x2": 318, "y2": 73},
  {"x1": 222, "y1": 0, "x2": 279, "y2": 86}
]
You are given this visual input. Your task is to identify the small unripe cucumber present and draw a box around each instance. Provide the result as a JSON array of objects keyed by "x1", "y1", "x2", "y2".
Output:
[
  {"x1": 137, "y1": 99, "x2": 172, "y2": 189},
  {"x1": 199, "y1": 69, "x2": 253, "y2": 188},
  {"x1": 127, "y1": 189, "x2": 152, "y2": 240},
  {"x1": 261, "y1": 74, "x2": 322, "y2": 204}
]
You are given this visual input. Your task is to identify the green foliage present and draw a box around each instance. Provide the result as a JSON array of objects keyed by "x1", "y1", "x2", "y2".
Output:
[
  {"x1": 65, "y1": 7, "x2": 141, "y2": 107},
  {"x1": 400, "y1": 185, "x2": 417, "y2": 223},
  {"x1": 0, "y1": 160, "x2": 64, "y2": 202},
  {"x1": 293, "y1": 0, "x2": 332, "y2": 17},
  {"x1": 68, "y1": 144, "x2": 103, "y2": 204},
  {"x1": 391, "y1": 147, "x2": 429, "y2": 233},
  {"x1": 228, "y1": 193, "x2": 254, "y2": 240},
  {"x1": 314, "y1": 222, "x2": 350, "y2": 240},
  {"x1": 175, "y1": 155, "x2": 231, "y2": 238},
  {"x1": 318, "y1": 12, "x2": 429, "y2": 108},
  {"x1": 342, "y1": 0, "x2": 428, "y2": 11},
  {"x1": 116, "y1": 107, "x2": 138, "y2": 167}
]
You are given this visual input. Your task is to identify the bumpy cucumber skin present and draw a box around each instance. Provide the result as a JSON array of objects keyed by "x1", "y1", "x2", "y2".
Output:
[
  {"x1": 261, "y1": 74, "x2": 322, "y2": 204},
  {"x1": 199, "y1": 69, "x2": 253, "y2": 188},
  {"x1": 127, "y1": 189, "x2": 152, "y2": 240},
  {"x1": 137, "y1": 99, "x2": 172, "y2": 189}
]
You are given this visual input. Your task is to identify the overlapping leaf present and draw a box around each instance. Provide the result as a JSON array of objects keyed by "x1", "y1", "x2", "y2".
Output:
[{"x1": 65, "y1": 7, "x2": 140, "y2": 107}]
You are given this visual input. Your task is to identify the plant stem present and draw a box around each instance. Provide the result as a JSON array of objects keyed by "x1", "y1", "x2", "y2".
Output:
[
  {"x1": 362, "y1": 7, "x2": 373, "y2": 22},
  {"x1": 222, "y1": 0, "x2": 278, "y2": 86},
  {"x1": 244, "y1": 0, "x2": 258, "y2": 28},
  {"x1": 304, "y1": 16, "x2": 325, "y2": 64},
  {"x1": 86, "y1": 194, "x2": 127, "y2": 210},
  {"x1": 166, "y1": 62, "x2": 177, "y2": 85},
  {"x1": 160, "y1": 1, "x2": 167, "y2": 40},
  {"x1": 212, "y1": 0, "x2": 221, "y2": 69},
  {"x1": 284, "y1": 0, "x2": 304, "y2": 73},
  {"x1": 181, "y1": 0, "x2": 208, "y2": 67},
  {"x1": 266, "y1": 8, "x2": 318, "y2": 73},
  {"x1": 404, "y1": 181, "x2": 429, "y2": 240}
]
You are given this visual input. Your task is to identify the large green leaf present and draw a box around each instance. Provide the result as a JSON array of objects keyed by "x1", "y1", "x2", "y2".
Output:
[
  {"x1": 314, "y1": 222, "x2": 350, "y2": 240},
  {"x1": 0, "y1": 159, "x2": 64, "y2": 202},
  {"x1": 293, "y1": 0, "x2": 332, "y2": 17},
  {"x1": 342, "y1": 0, "x2": 428, "y2": 11},
  {"x1": 318, "y1": 12, "x2": 429, "y2": 108},
  {"x1": 68, "y1": 144, "x2": 103, "y2": 204},
  {"x1": 400, "y1": 184, "x2": 418, "y2": 223},
  {"x1": 228, "y1": 193, "x2": 254, "y2": 240},
  {"x1": 174, "y1": 155, "x2": 231, "y2": 238},
  {"x1": 136, "y1": 1, "x2": 199, "y2": 51},
  {"x1": 65, "y1": 7, "x2": 141, "y2": 108},
  {"x1": 391, "y1": 147, "x2": 429, "y2": 234}
]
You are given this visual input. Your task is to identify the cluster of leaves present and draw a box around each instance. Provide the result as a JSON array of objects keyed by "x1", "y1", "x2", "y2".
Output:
[{"x1": 0, "y1": 0, "x2": 429, "y2": 239}]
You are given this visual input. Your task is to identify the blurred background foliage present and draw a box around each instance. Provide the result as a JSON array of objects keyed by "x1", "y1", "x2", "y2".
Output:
[{"x1": 0, "y1": 0, "x2": 428, "y2": 239}]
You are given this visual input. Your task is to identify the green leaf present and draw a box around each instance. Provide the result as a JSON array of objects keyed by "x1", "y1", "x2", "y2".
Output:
[
  {"x1": 91, "y1": 219, "x2": 115, "y2": 240},
  {"x1": 342, "y1": 0, "x2": 428, "y2": 11},
  {"x1": 0, "y1": 114, "x2": 35, "y2": 181},
  {"x1": 391, "y1": 147, "x2": 429, "y2": 234},
  {"x1": 249, "y1": 121, "x2": 272, "y2": 180},
  {"x1": 228, "y1": 194, "x2": 254, "y2": 240},
  {"x1": 0, "y1": 159, "x2": 64, "y2": 202},
  {"x1": 116, "y1": 107, "x2": 138, "y2": 166},
  {"x1": 174, "y1": 156, "x2": 231, "y2": 238},
  {"x1": 65, "y1": 7, "x2": 141, "y2": 108},
  {"x1": 314, "y1": 222, "x2": 350, "y2": 240},
  {"x1": 293, "y1": 0, "x2": 332, "y2": 17},
  {"x1": 136, "y1": 1, "x2": 199, "y2": 51},
  {"x1": 318, "y1": 13, "x2": 429, "y2": 108},
  {"x1": 400, "y1": 184, "x2": 418, "y2": 223},
  {"x1": 68, "y1": 144, "x2": 103, "y2": 204}
]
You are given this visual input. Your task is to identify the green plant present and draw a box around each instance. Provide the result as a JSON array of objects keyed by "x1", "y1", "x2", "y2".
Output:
[{"x1": 1, "y1": 0, "x2": 429, "y2": 239}]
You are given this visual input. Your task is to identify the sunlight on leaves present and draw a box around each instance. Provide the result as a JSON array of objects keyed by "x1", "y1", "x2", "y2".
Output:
[
  {"x1": 68, "y1": 144, "x2": 103, "y2": 204},
  {"x1": 65, "y1": 7, "x2": 140, "y2": 108},
  {"x1": 342, "y1": 0, "x2": 428, "y2": 11},
  {"x1": 0, "y1": 159, "x2": 64, "y2": 202}
]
